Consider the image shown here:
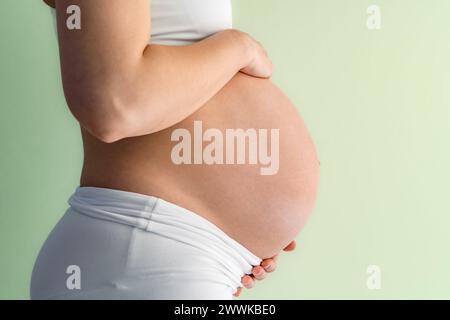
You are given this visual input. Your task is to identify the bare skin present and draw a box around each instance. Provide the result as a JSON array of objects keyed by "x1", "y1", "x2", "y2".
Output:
[
  {"x1": 45, "y1": 0, "x2": 318, "y2": 295},
  {"x1": 79, "y1": 71, "x2": 319, "y2": 258}
]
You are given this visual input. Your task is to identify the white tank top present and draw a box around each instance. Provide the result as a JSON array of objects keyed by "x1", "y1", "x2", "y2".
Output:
[
  {"x1": 150, "y1": 0, "x2": 233, "y2": 45},
  {"x1": 49, "y1": 0, "x2": 233, "y2": 46}
]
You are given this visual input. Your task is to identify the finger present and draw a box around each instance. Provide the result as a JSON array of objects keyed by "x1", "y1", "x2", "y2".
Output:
[
  {"x1": 242, "y1": 275, "x2": 254, "y2": 289},
  {"x1": 252, "y1": 266, "x2": 267, "y2": 280},
  {"x1": 283, "y1": 241, "x2": 297, "y2": 252},
  {"x1": 260, "y1": 259, "x2": 276, "y2": 272},
  {"x1": 233, "y1": 287, "x2": 243, "y2": 297}
]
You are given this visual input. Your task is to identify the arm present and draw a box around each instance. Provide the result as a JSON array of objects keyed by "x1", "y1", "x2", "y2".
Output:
[{"x1": 50, "y1": 0, "x2": 272, "y2": 142}]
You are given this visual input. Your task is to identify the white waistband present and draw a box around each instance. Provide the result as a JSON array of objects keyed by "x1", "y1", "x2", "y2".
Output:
[{"x1": 68, "y1": 186, "x2": 262, "y2": 279}]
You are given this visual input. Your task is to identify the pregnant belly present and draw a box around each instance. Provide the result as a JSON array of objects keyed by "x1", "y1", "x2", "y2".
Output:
[{"x1": 81, "y1": 72, "x2": 320, "y2": 259}]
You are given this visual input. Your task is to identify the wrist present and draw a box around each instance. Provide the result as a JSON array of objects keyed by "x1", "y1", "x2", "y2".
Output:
[{"x1": 225, "y1": 29, "x2": 255, "y2": 70}]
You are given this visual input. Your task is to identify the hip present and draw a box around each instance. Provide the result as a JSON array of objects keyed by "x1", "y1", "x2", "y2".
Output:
[{"x1": 30, "y1": 186, "x2": 261, "y2": 300}]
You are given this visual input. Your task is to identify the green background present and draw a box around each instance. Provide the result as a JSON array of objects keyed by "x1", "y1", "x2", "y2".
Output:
[{"x1": 1, "y1": 0, "x2": 449, "y2": 299}]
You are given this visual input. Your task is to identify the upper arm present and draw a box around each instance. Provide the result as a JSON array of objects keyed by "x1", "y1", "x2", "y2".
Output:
[{"x1": 52, "y1": 0, "x2": 152, "y2": 133}]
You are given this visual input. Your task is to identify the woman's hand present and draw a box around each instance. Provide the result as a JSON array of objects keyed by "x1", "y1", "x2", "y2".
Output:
[
  {"x1": 238, "y1": 31, "x2": 274, "y2": 79},
  {"x1": 234, "y1": 241, "x2": 297, "y2": 297}
]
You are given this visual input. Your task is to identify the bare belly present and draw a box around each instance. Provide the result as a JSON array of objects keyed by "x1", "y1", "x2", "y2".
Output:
[{"x1": 80, "y1": 72, "x2": 320, "y2": 259}]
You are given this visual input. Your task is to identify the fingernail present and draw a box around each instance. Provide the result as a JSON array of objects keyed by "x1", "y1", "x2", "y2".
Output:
[
  {"x1": 263, "y1": 263, "x2": 272, "y2": 270},
  {"x1": 243, "y1": 279, "x2": 253, "y2": 287}
]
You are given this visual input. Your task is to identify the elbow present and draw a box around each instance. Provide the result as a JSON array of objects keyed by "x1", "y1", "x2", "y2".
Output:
[
  {"x1": 92, "y1": 124, "x2": 125, "y2": 144},
  {"x1": 83, "y1": 109, "x2": 130, "y2": 144},
  {"x1": 63, "y1": 84, "x2": 133, "y2": 143}
]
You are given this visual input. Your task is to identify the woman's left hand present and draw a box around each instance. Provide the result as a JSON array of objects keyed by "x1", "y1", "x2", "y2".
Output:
[{"x1": 233, "y1": 240, "x2": 297, "y2": 297}]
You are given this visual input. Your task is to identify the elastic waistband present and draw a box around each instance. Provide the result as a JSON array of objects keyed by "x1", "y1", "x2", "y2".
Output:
[
  {"x1": 68, "y1": 186, "x2": 262, "y2": 271},
  {"x1": 69, "y1": 187, "x2": 161, "y2": 230}
]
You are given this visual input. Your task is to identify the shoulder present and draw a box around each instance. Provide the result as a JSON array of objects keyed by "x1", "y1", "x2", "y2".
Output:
[{"x1": 43, "y1": 0, "x2": 55, "y2": 8}]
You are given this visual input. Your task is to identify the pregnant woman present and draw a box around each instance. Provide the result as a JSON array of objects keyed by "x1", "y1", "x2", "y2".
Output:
[{"x1": 31, "y1": 0, "x2": 320, "y2": 299}]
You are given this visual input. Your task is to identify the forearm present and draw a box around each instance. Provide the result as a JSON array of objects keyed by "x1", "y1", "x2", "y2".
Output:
[
  {"x1": 118, "y1": 31, "x2": 251, "y2": 138},
  {"x1": 63, "y1": 30, "x2": 252, "y2": 142}
]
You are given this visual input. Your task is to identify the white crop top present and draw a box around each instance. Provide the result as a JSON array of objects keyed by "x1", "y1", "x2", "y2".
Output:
[
  {"x1": 150, "y1": 0, "x2": 233, "y2": 46},
  {"x1": 49, "y1": 0, "x2": 233, "y2": 46}
]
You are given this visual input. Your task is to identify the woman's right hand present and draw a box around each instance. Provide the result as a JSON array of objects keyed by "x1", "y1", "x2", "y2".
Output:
[{"x1": 230, "y1": 30, "x2": 274, "y2": 79}]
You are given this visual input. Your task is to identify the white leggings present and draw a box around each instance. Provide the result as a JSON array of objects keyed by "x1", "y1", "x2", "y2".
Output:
[{"x1": 30, "y1": 187, "x2": 262, "y2": 300}]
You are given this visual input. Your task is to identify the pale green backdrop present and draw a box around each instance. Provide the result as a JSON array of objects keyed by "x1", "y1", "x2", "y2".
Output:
[{"x1": 1, "y1": 0, "x2": 449, "y2": 299}]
